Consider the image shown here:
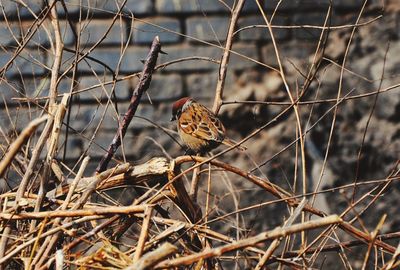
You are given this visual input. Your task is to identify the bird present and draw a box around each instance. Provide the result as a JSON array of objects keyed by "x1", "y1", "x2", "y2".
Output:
[{"x1": 171, "y1": 97, "x2": 246, "y2": 154}]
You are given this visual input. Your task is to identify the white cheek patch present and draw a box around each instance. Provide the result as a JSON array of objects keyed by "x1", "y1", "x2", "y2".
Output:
[{"x1": 180, "y1": 123, "x2": 189, "y2": 129}]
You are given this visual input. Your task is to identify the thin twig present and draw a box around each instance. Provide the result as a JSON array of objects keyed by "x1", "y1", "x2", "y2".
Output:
[
  {"x1": 0, "y1": 114, "x2": 52, "y2": 264},
  {"x1": 0, "y1": 216, "x2": 100, "y2": 265},
  {"x1": 33, "y1": 156, "x2": 90, "y2": 267},
  {"x1": 0, "y1": 116, "x2": 48, "y2": 178},
  {"x1": 352, "y1": 42, "x2": 390, "y2": 201},
  {"x1": 361, "y1": 215, "x2": 386, "y2": 270},
  {"x1": 173, "y1": 155, "x2": 396, "y2": 253},
  {"x1": 382, "y1": 241, "x2": 400, "y2": 270},
  {"x1": 266, "y1": 231, "x2": 400, "y2": 265},
  {"x1": 29, "y1": 94, "x2": 70, "y2": 234},
  {"x1": 48, "y1": 0, "x2": 63, "y2": 108},
  {"x1": 254, "y1": 198, "x2": 307, "y2": 270},
  {"x1": 133, "y1": 206, "x2": 153, "y2": 262},
  {"x1": 256, "y1": 0, "x2": 309, "y2": 248},
  {"x1": 212, "y1": 0, "x2": 245, "y2": 114},
  {"x1": 232, "y1": 15, "x2": 382, "y2": 36}
]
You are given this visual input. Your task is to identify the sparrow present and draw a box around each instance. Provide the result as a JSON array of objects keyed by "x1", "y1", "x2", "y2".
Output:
[{"x1": 171, "y1": 97, "x2": 245, "y2": 154}]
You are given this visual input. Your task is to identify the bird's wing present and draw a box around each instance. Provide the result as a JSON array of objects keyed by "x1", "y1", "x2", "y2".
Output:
[{"x1": 178, "y1": 102, "x2": 225, "y2": 143}]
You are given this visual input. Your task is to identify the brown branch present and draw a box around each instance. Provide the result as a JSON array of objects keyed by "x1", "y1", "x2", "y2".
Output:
[
  {"x1": 173, "y1": 155, "x2": 397, "y2": 254},
  {"x1": 33, "y1": 156, "x2": 90, "y2": 267},
  {"x1": 166, "y1": 160, "x2": 204, "y2": 252},
  {"x1": 169, "y1": 160, "x2": 202, "y2": 224},
  {"x1": 189, "y1": 162, "x2": 201, "y2": 203},
  {"x1": 135, "y1": 214, "x2": 264, "y2": 256},
  {"x1": 155, "y1": 215, "x2": 342, "y2": 268},
  {"x1": 141, "y1": 222, "x2": 185, "y2": 252},
  {"x1": 49, "y1": 158, "x2": 169, "y2": 198},
  {"x1": 361, "y1": 215, "x2": 386, "y2": 270},
  {"x1": 267, "y1": 232, "x2": 400, "y2": 265},
  {"x1": 0, "y1": 115, "x2": 48, "y2": 178},
  {"x1": 174, "y1": 156, "x2": 300, "y2": 211},
  {"x1": 29, "y1": 94, "x2": 70, "y2": 234},
  {"x1": 133, "y1": 206, "x2": 153, "y2": 262},
  {"x1": 0, "y1": 114, "x2": 52, "y2": 263},
  {"x1": 32, "y1": 153, "x2": 400, "y2": 256},
  {"x1": 48, "y1": 0, "x2": 63, "y2": 108},
  {"x1": 96, "y1": 36, "x2": 162, "y2": 173},
  {"x1": 32, "y1": 162, "x2": 137, "y2": 267},
  {"x1": 0, "y1": 205, "x2": 148, "y2": 220},
  {"x1": 60, "y1": 188, "x2": 168, "y2": 258},
  {"x1": 0, "y1": 216, "x2": 100, "y2": 265},
  {"x1": 125, "y1": 242, "x2": 178, "y2": 270},
  {"x1": 382, "y1": 240, "x2": 400, "y2": 269}
]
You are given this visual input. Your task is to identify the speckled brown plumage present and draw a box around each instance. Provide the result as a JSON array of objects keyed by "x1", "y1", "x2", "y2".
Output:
[{"x1": 171, "y1": 97, "x2": 245, "y2": 154}]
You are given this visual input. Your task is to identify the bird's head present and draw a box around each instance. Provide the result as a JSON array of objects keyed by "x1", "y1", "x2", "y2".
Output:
[{"x1": 171, "y1": 97, "x2": 193, "y2": 121}]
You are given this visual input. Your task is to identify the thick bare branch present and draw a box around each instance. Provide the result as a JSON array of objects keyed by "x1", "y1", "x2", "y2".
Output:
[{"x1": 96, "y1": 36, "x2": 162, "y2": 173}]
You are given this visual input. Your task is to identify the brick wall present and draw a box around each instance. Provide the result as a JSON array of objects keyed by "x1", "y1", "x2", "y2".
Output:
[{"x1": 0, "y1": 0, "x2": 388, "y2": 171}]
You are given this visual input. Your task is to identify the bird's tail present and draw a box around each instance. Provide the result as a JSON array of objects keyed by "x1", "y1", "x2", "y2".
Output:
[{"x1": 222, "y1": 138, "x2": 247, "y2": 151}]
